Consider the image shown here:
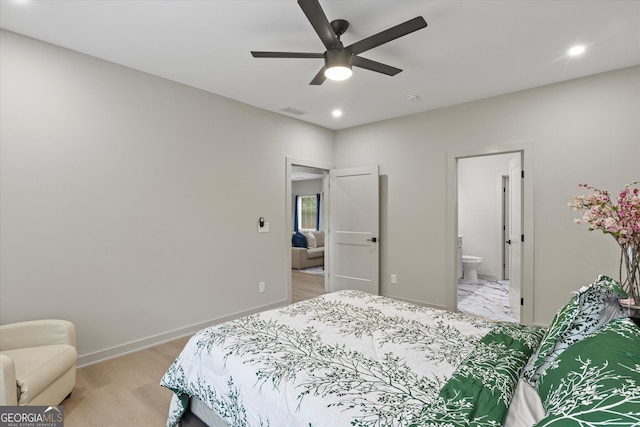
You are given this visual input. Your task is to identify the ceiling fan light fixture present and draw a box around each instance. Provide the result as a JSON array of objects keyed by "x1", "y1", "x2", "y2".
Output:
[
  {"x1": 324, "y1": 49, "x2": 353, "y2": 81},
  {"x1": 325, "y1": 65, "x2": 352, "y2": 81}
]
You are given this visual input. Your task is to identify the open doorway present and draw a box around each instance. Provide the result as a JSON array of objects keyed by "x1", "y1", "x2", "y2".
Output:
[
  {"x1": 446, "y1": 142, "x2": 534, "y2": 325},
  {"x1": 285, "y1": 158, "x2": 381, "y2": 303},
  {"x1": 291, "y1": 166, "x2": 326, "y2": 302},
  {"x1": 285, "y1": 158, "x2": 332, "y2": 304},
  {"x1": 457, "y1": 153, "x2": 519, "y2": 322}
]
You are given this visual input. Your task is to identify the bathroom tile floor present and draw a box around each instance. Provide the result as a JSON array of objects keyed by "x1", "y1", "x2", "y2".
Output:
[{"x1": 457, "y1": 278, "x2": 518, "y2": 323}]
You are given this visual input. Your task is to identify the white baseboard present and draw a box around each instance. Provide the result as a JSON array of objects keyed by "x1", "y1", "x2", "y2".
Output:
[{"x1": 77, "y1": 299, "x2": 288, "y2": 368}]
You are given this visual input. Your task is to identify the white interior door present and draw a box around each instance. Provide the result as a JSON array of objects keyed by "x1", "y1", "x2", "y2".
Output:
[
  {"x1": 329, "y1": 165, "x2": 379, "y2": 294},
  {"x1": 508, "y1": 155, "x2": 522, "y2": 320}
]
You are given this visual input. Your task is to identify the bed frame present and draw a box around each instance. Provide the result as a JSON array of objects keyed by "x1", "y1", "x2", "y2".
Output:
[{"x1": 179, "y1": 397, "x2": 230, "y2": 427}]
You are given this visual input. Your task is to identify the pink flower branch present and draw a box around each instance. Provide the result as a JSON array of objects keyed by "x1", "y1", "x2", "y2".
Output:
[{"x1": 569, "y1": 182, "x2": 640, "y2": 307}]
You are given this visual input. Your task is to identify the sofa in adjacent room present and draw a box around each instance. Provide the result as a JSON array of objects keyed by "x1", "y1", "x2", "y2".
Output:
[{"x1": 291, "y1": 230, "x2": 325, "y2": 270}]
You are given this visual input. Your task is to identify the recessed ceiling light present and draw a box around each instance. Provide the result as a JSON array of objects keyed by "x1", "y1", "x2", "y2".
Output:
[
  {"x1": 568, "y1": 45, "x2": 586, "y2": 57},
  {"x1": 332, "y1": 110, "x2": 343, "y2": 118}
]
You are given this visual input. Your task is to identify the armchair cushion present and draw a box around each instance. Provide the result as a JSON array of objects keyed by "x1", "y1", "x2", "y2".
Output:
[
  {"x1": 2, "y1": 345, "x2": 77, "y2": 405},
  {"x1": 306, "y1": 247, "x2": 324, "y2": 259}
]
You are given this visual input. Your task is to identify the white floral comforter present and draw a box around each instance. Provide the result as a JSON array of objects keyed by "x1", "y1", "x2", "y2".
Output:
[{"x1": 161, "y1": 290, "x2": 542, "y2": 427}]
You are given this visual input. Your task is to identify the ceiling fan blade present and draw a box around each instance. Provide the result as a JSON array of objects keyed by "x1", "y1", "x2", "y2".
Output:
[
  {"x1": 251, "y1": 51, "x2": 324, "y2": 59},
  {"x1": 347, "y1": 16, "x2": 427, "y2": 55},
  {"x1": 352, "y1": 56, "x2": 402, "y2": 76},
  {"x1": 297, "y1": 0, "x2": 341, "y2": 50},
  {"x1": 309, "y1": 66, "x2": 327, "y2": 85}
]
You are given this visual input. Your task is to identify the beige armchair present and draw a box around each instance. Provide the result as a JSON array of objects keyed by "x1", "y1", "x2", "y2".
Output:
[{"x1": 0, "y1": 319, "x2": 77, "y2": 406}]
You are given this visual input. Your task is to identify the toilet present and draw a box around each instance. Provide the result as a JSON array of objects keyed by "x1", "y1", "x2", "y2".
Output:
[{"x1": 462, "y1": 255, "x2": 483, "y2": 283}]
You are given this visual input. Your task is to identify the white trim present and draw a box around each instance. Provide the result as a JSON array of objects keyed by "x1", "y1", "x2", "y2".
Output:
[
  {"x1": 77, "y1": 299, "x2": 287, "y2": 367},
  {"x1": 446, "y1": 141, "x2": 534, "y2": 325}
]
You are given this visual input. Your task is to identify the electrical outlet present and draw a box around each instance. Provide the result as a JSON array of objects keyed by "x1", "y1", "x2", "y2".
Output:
[
  {"x1": 390, "y1": 274, "x2": 397, "y2": 284},
  {"x1": 259, "y1": 281, "x2": 266, "y2": 293}
]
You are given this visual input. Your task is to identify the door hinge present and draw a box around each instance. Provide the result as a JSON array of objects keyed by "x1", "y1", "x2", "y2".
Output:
[
  {"x1": 520, "y1": 298, "x2": 524, "y2": 306},
  {"x1": 521, "y1": 170, "x2": 525, "y2": 179},
  {"x1": 521, "y1": 234, "x2": 525, "y2": 242}
]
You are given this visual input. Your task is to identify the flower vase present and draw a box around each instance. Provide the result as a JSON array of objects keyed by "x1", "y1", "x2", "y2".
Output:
[{"x1": 620, "y1": 246, "x2": 640, "y2": 324}]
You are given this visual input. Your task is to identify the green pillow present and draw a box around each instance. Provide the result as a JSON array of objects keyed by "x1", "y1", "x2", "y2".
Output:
[
  {"x1": 522, "y1": 276, "x2": 626, "y2": 387},
  {"x1": 535, "y1": 316, "x2": 640, "y2": 425},
  {"x1": 521, "y1": 293, "x2": 580, "y2": 385}
]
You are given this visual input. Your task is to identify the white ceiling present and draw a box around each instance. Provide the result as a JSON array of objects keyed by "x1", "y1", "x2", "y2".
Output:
[{"x1": 1, "y1": 0, "x2": 639, "y2": 130}]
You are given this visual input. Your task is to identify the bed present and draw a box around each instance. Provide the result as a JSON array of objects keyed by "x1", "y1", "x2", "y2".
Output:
[{"x1": 161, "y1": 276, "x2": 640, "y2": 426}]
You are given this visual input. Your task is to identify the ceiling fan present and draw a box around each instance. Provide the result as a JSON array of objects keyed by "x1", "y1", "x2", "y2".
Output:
[{"x1": 250, "y1": 0, "x2": 427, "y2": 85}]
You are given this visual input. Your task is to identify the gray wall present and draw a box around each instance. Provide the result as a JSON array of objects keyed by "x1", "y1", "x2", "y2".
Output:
[
  {"x1": 0, "y1": 31, "x2": 334, "y2": 364},
  {"x1": 2, "y1": 29, "x2": 639, "y2": 362},
  {"x1": 334, "y1": 65, "x2": 640, "y2": 325}
]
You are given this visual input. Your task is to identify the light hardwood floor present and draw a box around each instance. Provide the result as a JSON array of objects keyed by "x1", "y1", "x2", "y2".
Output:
[
  {"x1": 61, "y1": 270, "x2": 324, "y2": 426},
  {"x1": 62, "y1": 335, "x2": 191, "y2": 427},
  {"x1": 291, "y1": 268, "x2": 325, "y2": 303}
]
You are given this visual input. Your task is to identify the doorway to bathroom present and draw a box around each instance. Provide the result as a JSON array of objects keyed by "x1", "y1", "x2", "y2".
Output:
[
  {"x1": 457, "y1": 153, "x2": 520, "y2": 322},
  {"x1": 446, "y1": 142, "x2": 533, "y2": 325}
]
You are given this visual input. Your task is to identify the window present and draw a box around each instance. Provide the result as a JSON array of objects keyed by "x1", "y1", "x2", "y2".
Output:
[{"x1": 297, "y1": 195, "x2": 318, "y2": 231}]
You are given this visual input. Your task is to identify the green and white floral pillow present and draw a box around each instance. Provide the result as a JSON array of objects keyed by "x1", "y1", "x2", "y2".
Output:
[
  {"x1": 535, "y1": 316, "x2": 640, "y2": 425},
  {"x1": 521, "y1": 292, "x2": 580, "y2": 385},
  {"x1": 522, "y1": 275, "x2": 626, "y2": 387}
]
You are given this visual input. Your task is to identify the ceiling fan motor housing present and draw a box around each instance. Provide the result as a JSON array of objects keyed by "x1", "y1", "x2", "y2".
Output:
[{"x1": 324, "y1": 48, "x2": 353, "y2": 67}]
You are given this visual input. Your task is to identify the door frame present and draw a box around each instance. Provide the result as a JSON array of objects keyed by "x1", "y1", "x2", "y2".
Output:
[
  {"x1": 502, "y1": 174, "x2": 510, "y2": 281},
  {"x1": 445, "y1": 141, "x2": 534, "y2": 325},
  {"x1": 285, "y1": 157, "x2": 334, "y2": 304}
]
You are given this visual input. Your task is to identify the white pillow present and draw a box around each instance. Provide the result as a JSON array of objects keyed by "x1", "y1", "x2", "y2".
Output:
[{"x1": 304, "y1": 231, "x2": 317, "y2": 248}]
